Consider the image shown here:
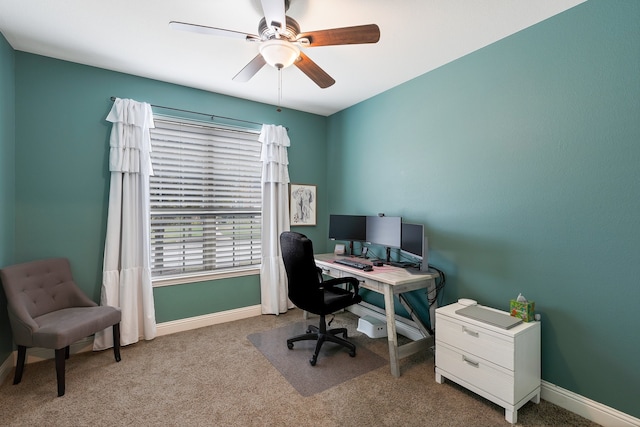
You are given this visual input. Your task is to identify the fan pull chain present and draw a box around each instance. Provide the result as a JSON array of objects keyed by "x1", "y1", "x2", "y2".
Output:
[{"x1": 277, "y1": 68, "x2": 283, "y2": 112}]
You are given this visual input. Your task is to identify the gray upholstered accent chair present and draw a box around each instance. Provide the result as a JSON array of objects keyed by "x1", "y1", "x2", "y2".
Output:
[{"x1": 0, "y1": 258, "x2": 121, "y2": 396}]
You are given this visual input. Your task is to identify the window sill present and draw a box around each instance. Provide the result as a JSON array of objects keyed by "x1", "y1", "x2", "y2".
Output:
[{"x1": 152, "y1": 266, "x2": 260, "y2": 288}]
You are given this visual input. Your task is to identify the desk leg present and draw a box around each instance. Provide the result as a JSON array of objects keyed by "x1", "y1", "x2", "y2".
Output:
[{"x1": 383, "y1": 287, "x2": 401, "y2": 377}]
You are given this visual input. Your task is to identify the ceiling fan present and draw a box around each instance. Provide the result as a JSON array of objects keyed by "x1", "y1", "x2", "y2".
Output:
[{"x1": 169, "y1": 0, "x2": 380, "y2": 89}]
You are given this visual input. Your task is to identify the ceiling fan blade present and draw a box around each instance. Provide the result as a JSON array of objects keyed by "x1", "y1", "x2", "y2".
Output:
[
  {"x1": 233, "y1": 54, "x2": 267, "y2": 82},
  {"x1": 294, "y1": 52, "x2": 335, "y2": 89},
  {"x1": 260, "y1": 0, "x2": 287, "y2": 33},
  {"x1": 298, "y1": 24, "x2": 380, "y2": 47},
  {"x1": 169, "y1": 21, "x2": 260, "y2": 41}
]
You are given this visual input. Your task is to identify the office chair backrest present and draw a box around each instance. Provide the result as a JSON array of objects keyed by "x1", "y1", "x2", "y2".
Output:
[
  {"x1": 0, "y1": 258, "x2": 96, "y2": 321},
  {"x1": 280, "y1": 231, "x2": 324, "y2": 309}
]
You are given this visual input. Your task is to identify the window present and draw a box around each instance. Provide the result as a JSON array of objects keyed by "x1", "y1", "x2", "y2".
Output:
[{"x1": 149, "y1": 117, "x2": 262, "y2": 283}]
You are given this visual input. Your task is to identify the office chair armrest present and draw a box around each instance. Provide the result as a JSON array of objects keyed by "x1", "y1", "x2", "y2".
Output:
[{"x1": 322, "y1": 276, "x2": 360, "y2": 295}]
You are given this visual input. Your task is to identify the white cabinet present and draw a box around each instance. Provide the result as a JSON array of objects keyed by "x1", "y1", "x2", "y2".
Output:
[{"x1": 435, "y1": 303, "x2": 541, "y2": 424}]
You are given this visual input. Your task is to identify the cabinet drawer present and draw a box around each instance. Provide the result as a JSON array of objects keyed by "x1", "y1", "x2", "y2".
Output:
[
  {"x1": 436, "y1": 315, "x2": 514, "y2": 370},
  {"x1": 318, "y1": 264, "x2": 343, "y2": 279},
  {"x1": 436, "y1": 342, "x2": 515, "y2": 404},
  {"x1": 358, "y1": 277, "x2": 384, "y2": 293}
]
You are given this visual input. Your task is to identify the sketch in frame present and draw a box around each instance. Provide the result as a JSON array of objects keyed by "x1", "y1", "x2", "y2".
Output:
[{"x1": 289, "y1": 184, "x2": 317, "y2": 226}]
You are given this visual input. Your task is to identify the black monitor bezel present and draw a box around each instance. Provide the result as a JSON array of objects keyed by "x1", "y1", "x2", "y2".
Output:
[
  {"x1": 400, "y1": 222, "x2": 424, "y2": 260},
  {"x1": 328, "y1": 214, "x2": 367, "y2": 242}
]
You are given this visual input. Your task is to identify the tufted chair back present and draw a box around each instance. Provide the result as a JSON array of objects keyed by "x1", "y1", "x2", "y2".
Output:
[{"x1": 1, "y1": 258, "x2": 95, "y2": 319}]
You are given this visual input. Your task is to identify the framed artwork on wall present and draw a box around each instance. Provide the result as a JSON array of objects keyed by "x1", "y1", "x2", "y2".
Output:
[{"x1": 289, "y1": 183, "x2": 316, "y2": 226}]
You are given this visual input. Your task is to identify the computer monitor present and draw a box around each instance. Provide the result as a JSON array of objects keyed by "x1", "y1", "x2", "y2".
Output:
[
  {"x1": 401, "y1": 222, "x2": 429, "y2": 271},
  {"x1": 401, "y1": 223, "x2": 424, "y2": 259},
  {"x1": 366, "y1": 216, "x2": 401, "y2": 249},
  {"x1": 329, "y1": 215, "x2": 367, "y2": 255},
  {"x1": 329, "y1": 215, "x2": 367, "y2": 241}
]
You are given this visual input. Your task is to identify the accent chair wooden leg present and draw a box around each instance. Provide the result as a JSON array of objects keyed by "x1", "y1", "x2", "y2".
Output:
[
  {"x1": 65, "y1": 345, "x2": 70, "y2": 359},
  {"x1": 14, "y1": 345, "x2": 27, "y2": 384},
  {"x1": 112, "y1": 323, "x2": 122, "y2": 362},
  {"x1": 55, "y1": 348, "x2": 66, "y2": 397}
]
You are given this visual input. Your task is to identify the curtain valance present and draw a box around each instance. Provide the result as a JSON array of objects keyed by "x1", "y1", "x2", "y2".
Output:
[
  {"x1": 259, "y1": 124, "x2": 290, "y2": 184},
  {"x1": 106, "y1": 98, "x2": 155, "y2": 175}
]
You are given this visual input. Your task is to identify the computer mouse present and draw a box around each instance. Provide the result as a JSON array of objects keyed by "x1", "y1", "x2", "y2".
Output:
[{"x1": 363, "y1": 265, "x2": 373, "y2": 272}]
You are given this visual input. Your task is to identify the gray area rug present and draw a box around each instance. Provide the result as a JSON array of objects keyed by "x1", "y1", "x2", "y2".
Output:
[{"x1": 248, "y1": 321, "x2": 387, "y2": 397}]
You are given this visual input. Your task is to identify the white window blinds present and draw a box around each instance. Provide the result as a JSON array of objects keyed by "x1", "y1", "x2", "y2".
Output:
[{"x1": 149, "y1": 118, "x2": 262, "y2": 279}]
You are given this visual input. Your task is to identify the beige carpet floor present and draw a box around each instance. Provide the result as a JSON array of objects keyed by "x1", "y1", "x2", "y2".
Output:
[{"x1": 0, "y1": 309, "x2": 600, "y2": 426}]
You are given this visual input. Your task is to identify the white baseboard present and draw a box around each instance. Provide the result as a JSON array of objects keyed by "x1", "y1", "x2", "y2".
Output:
[
  {"x1": 155, "y1": 304, "x2": 262, "y2": 336},
  {"x1": 541, "y1": 380, "x2": 639, "y2": 427}
]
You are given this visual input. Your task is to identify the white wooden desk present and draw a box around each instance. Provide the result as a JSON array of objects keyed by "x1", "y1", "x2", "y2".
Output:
[{"x1": 314, "y1": 253, "x2": 439, "y2": 377}]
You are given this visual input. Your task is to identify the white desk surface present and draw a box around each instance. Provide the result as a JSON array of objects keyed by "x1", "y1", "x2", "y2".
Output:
[{"x1": 314, "y1": 253, "x2": 438, "y2": 292}]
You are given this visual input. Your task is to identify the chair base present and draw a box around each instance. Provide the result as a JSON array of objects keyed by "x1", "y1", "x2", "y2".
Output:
[
  {"x1": 13, "y1": 323, "x2": 122, "y2": 397},
  {"x1": 286, "y1": 315, "x2": 356, "y2": 366}
]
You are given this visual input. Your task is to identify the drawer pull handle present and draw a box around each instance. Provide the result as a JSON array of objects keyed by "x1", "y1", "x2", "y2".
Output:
[
  {"x1": 462, "y1": 327, "x2": 479, "y2": 338},
  {"x1": 463, "y1": 356, "x2": 479, "y2": 368}
]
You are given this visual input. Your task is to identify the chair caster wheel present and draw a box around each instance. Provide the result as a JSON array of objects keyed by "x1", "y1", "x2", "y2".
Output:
[
  {"x1": 349, "y1": 349, "x2": 356, "y2": 357},
  {"x1": 309, "y1": 356, "x2": 317, "y2": 366},
  {"x1": 287, "y1": 342, "x2": 294, "y2": 350},
  {"x1": 306, "y1": 329, "x2": 312, "y2": 334}
]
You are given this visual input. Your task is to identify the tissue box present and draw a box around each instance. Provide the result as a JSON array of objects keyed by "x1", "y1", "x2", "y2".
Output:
[{"x1": 510, "y1": 300, "x2": 535, "y2": 322}]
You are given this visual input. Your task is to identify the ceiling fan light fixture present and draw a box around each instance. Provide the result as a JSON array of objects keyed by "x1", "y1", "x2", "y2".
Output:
[{"x1": 259, "y1": 39, "x2": 300, "y2": 70}]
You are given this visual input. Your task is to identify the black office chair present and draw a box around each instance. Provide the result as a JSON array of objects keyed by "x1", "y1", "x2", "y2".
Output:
[{"x1": 280, "y1": 231, "x2": 362, "y2": 366}]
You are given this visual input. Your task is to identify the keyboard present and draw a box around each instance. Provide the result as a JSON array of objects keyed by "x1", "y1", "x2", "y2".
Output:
[{"x1": 334, "y1": 259, "x2": 372, "y2": 270}]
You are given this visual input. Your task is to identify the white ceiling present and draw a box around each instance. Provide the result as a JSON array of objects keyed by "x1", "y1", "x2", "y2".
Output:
[{"x1": 0, "y1": 0, "x2": 585, "y2": 116}]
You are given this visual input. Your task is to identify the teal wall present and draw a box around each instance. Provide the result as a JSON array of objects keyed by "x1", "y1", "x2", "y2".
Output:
[
  {"x1": 0, "y1": 33, "x2": 16, "y2": 364},
  {"x1": 10, "y1": 53, "x2": 328, "y2": 323},
  {"x1": 327, "y1": 0, "x2": 639, "y2": 417}
]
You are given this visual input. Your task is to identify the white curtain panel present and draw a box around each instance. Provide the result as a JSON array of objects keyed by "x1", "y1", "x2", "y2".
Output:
[
  {"x1": 93, "y1": 98, "x2": 157, "y2": 350},
  {"x1": 259, "y1": 124, "x2": 292, "y2": 315}
]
